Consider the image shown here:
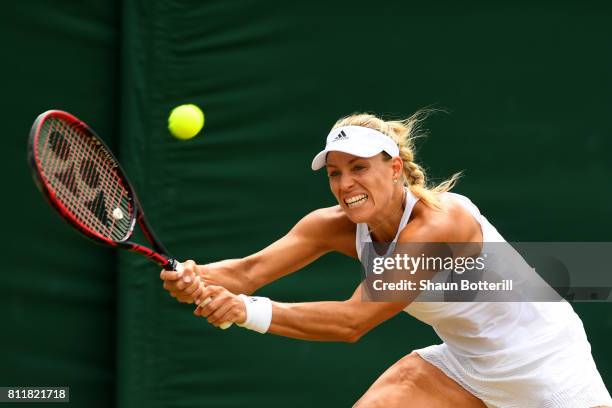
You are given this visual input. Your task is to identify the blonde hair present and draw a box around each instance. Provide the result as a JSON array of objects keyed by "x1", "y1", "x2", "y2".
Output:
[{"x1": 332, "y1": 109, "x2": 461, "y2": 210}]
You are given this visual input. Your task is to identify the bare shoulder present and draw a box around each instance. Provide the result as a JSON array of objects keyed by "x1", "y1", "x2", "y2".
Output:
[
  {"x1": 293, "y1": 206, "x2": 357, "y2": 258},
  {"x1": 399, "y1": 194, "x2": 482, "y2": 243}
]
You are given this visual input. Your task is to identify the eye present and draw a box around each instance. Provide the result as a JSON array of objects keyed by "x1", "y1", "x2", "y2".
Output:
[
  {"x1": 352, "y1": 164, "x2": 366, "y2": 172},
  {"x1": 328, "y1": 170, "x2": 340, "y2": 178}
]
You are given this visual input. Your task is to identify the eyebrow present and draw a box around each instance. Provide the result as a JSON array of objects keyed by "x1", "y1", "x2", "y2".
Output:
[{"x1": 326, "y1": 157, "x2": 364, "y2": 168}]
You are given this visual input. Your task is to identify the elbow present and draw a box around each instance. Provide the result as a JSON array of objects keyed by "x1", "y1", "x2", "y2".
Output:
[
  {"x1": 341, "y1": 321, "x2": 369, "y2": 343},
  {"x1": 337, "y1": 301, "x2": 375, "y2": 343},
  {"x1": 344, "y1": 330, "x2": 363, "y2": 343}
]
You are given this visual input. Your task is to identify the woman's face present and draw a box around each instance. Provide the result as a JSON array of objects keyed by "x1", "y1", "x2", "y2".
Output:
[{"x1": 326, "y1": 151, "x2": 400, "y2": 224}]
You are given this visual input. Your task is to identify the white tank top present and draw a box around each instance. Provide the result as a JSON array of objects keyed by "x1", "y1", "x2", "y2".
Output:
[{"x1": 355, "y1": 189, "x2": 582, "y2": 359}]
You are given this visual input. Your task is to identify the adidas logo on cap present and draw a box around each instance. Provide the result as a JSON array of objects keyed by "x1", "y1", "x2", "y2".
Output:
[{"x1": 332, "y1": 130, "x2": 348, "y2": 142}]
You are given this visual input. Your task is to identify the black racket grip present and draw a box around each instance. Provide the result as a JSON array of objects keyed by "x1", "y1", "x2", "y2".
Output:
[{"x1": 164, "y1": 258, "x2": 184, "y2": 273}]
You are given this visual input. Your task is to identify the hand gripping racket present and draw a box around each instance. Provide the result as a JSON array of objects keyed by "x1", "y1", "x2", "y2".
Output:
[{"x1": 28, "y1": 110, "x2": 231, "y2": 328}]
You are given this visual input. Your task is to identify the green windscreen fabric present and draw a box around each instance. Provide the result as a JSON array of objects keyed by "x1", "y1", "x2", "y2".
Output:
[
  {"x1": 118, "y1": 1, "x2": 611, "y2": 407},
  {"x1": 0, "y1": 1, "x2": 119, "y2": 407}
]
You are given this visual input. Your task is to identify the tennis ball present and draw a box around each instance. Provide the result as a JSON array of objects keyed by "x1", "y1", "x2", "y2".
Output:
[
  {"x1": 112, "y1": 208, "x2": 124, "y2": 220},
  {"x1": 168, "y1": 104, "x2": 205, "y2": 140}
]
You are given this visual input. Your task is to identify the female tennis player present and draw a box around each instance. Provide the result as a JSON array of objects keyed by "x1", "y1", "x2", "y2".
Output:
[{"x1": 160, "y1": 111, "x2": 611, "y2": 407}]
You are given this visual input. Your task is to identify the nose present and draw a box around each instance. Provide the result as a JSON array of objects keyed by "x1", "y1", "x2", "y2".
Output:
[{"x1": 339, "y1": 172, "x2": 355, "y2": 190}]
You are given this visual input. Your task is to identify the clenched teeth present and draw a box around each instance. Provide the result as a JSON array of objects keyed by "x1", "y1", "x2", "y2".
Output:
[{"x1": 344, "y1": 194, "x2": 368, "y2": 207}]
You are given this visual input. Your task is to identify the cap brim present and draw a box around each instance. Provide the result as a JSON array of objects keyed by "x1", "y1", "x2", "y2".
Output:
[
  {"x1": 310, "y1": 144, "x2": 384, "y2": 171},
  {"x1": 311, "y1": 150, "x2": 328, "y2": 171}
]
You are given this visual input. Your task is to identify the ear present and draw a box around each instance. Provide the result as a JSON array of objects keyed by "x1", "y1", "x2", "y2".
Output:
[{"x1": 391, "y1": 156, "x2": 403, "y2": 180}]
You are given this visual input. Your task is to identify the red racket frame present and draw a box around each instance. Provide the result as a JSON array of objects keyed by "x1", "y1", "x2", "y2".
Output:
[{"x1": 28, "y1": 110, "x2": 179, "y2": 271}]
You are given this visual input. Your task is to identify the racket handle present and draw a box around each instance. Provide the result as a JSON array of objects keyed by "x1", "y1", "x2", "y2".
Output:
[{"x1": 165, "y1": 258, "x2": 183, "y2": 273}]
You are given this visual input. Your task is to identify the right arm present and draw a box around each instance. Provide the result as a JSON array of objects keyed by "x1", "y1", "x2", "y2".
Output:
[{"x1": 160, "y1": 207, "x2": 356, "y2": 301}]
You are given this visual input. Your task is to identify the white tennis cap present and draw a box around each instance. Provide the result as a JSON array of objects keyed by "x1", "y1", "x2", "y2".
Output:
[{"x1": 311, "y1": 125, "x2": 400, "y2": 170}]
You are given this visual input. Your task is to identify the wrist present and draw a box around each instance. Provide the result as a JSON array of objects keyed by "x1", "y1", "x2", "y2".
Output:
[{"x1": 237, "y1": 294, "x2": 272, "y2": 333}]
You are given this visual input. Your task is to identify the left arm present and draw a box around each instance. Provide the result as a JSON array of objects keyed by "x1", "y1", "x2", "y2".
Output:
[{"x1": 195, "y1": 284, "x2": 407, "y2": 343}]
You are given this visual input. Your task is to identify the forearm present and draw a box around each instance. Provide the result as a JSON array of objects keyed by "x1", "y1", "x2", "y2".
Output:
[
  {"x1": 195, "y1": 253, "x2": 311, "y2": 297},
  {"x1": 196, "y1": 258, "x2": 257, "y2": 295},
  {"x1": 195, "y1": 210, "x2": 338, "y2": 296},
  {"x1": 195, "y1": 284, "x2": 407, "y2": 340},
  {"x1": 267, "y1": 301, "x2": 364, "y2": 343}
]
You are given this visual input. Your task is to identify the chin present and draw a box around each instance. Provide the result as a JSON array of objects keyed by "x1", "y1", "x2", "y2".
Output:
[{"x1": 342, "y1": 205, "x2": 372, "y2": 224}]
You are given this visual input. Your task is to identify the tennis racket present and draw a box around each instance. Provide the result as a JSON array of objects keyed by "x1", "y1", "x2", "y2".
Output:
[{"x1": 28, "y1": 110, "x2": 231, "y2": 328}]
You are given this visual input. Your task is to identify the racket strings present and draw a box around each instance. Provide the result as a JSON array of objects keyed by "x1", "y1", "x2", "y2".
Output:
[
  {"x1": 65, "y1": 122, "x2": 112, "y2": 228},
  {"x1": 66, "y1": 120, "x2": 131, "y2": 241},
  {"x1": 37, "y1": 117, "x2": 132, "y2": 241},
  {"x1": 41, "y1": 118, "x2": 109, "y2": 234},
  {"x1": 55, "y1": 118, "x2": 129, "y2": 241}
]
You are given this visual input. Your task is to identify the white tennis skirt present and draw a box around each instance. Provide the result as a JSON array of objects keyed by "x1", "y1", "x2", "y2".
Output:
[{"x1": 414, "y1": 318, "x2": 612, "y2": 407}]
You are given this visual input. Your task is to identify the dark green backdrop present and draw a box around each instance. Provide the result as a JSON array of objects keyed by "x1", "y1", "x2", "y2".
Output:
[{"x1": 2, "y1": 1, "x2": 611, "y2": 407}]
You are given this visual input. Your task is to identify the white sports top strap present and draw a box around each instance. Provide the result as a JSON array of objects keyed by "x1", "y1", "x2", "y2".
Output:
[{"x1": 355, "y1": 188, "x2": 419, "y2": 260}]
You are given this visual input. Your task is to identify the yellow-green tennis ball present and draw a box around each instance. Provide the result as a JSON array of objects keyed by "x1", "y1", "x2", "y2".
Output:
[{"x1": 168, "y1": 104, "x2": 205, "y2": 140}]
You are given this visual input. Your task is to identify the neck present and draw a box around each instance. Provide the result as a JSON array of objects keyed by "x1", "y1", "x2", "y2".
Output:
[{"x1": 367, "y1": 186, "x2": 407, "y2": 242}]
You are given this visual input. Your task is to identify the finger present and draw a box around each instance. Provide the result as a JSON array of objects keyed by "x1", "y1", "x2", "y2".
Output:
[
  {"x1": 182, "y1": 260, "x2": 197, "y2": 277},
  {"x1": 199, "y1": 292, "x2": 228, "y2": 318},
  {"x1": 219, "y1": 299, "x2": 245, "y2": 326},
  {"x1": 183, "y1": 260, "x2": 196, "y2": 268},
  {"x1": 177, "y1": 274, "x2": 199, "y2": 290},
  {"x1": 196, "y1": 285, "x2": 222, "y2": 305},
  {"x1": 184, "y1": 279, "x2": 201, "y2": 296},
  {"x1": 163, "y1": 280, "x2": 179, "y2": 290},
  {"x1": 192, "y1": 276, "x2": 206, "y2": 298},
  {"x1": 198, "y1": 296, "x2": 212, "y2": 307},
  {"x1": 215, "y1": 307, "x2": 238, "y2": 329},
  {"x1": 160, "y1": 270, "x2": 183, "y2": 281},
  {"x1": 191, "y1": 284, "x2": 204, "y2": 301},
  {"x1": 198, "y1": 297, "x2": 217, "y2": 318},
  {"x1": 193, "y1": 297, "x2": 212, "y2": 316},
  {"x1": 219, "y1": 321, "x2": 233, "y2": 330},
  {"x1": 177, "y1": 274, "x2": 194, "y2": 289},
  {"x1": 207, "y1": 300, "x2": 235, "y2": 326}
]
